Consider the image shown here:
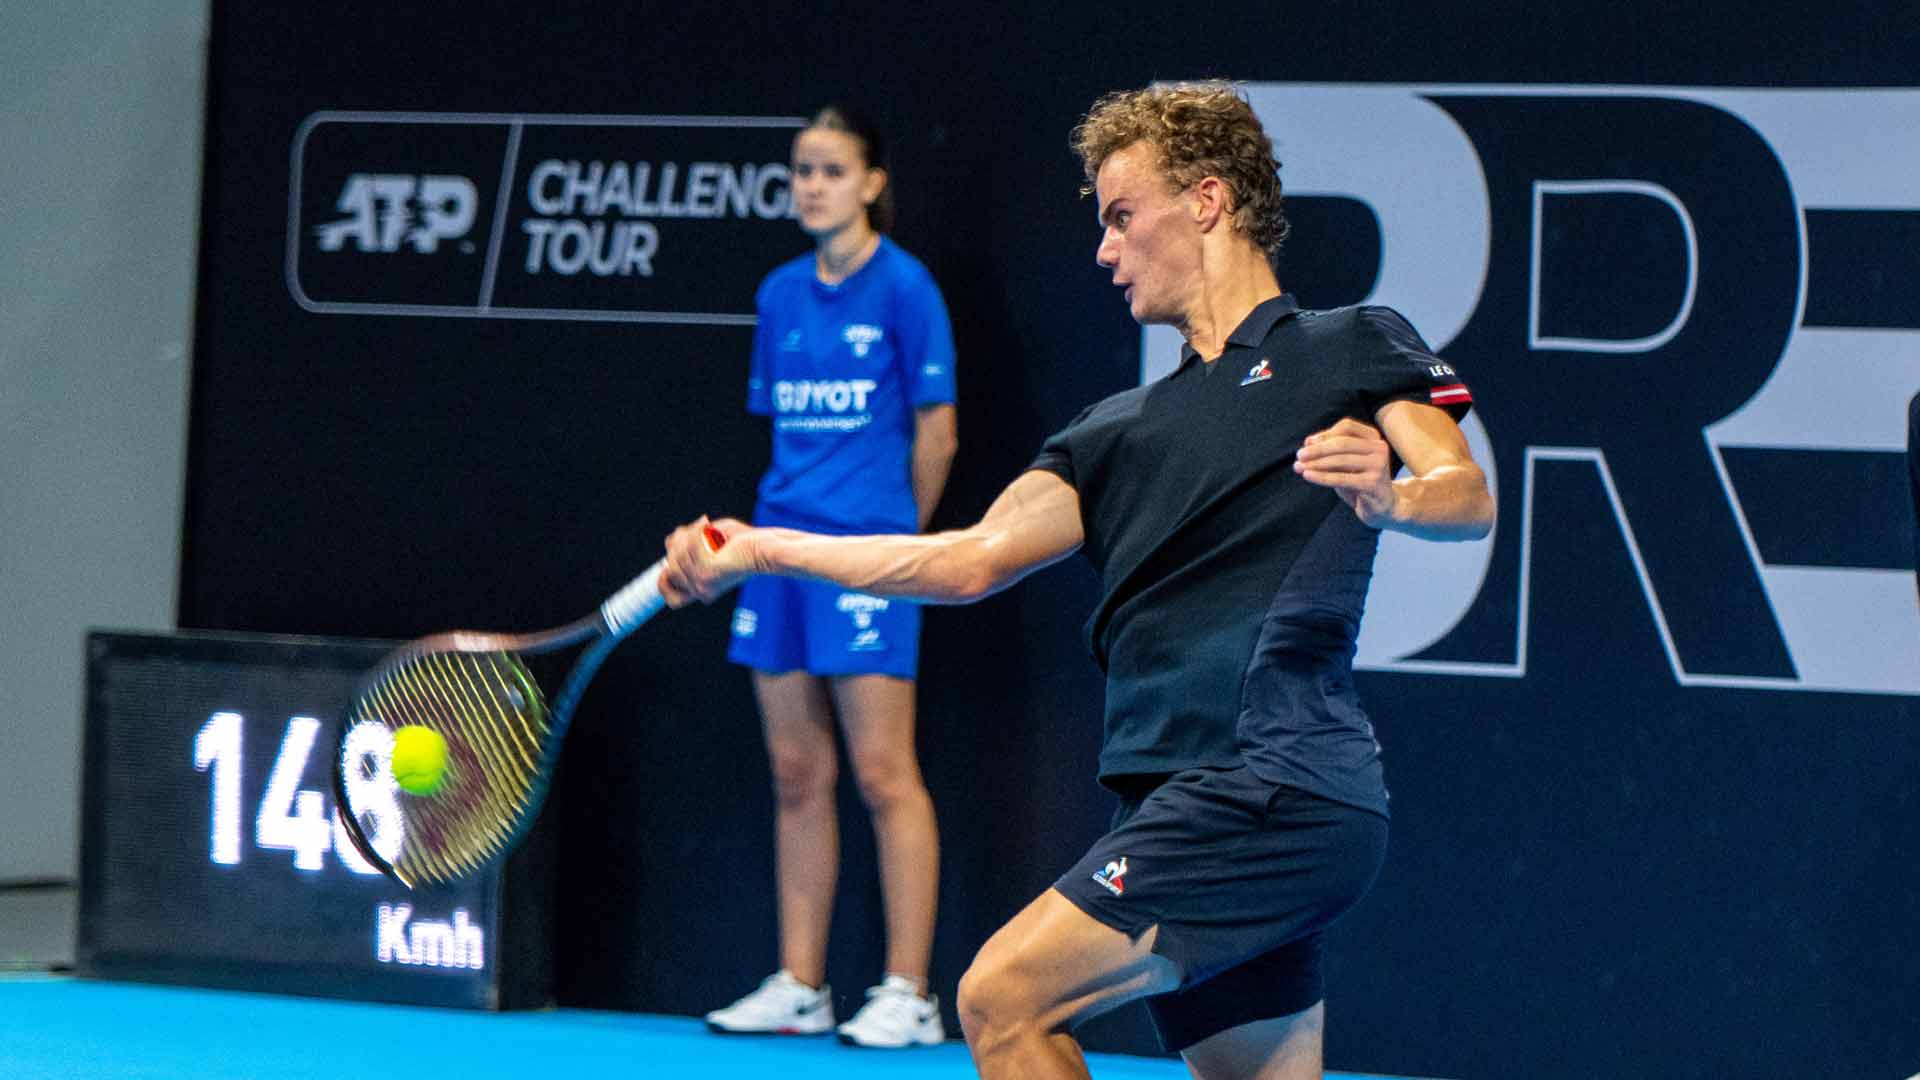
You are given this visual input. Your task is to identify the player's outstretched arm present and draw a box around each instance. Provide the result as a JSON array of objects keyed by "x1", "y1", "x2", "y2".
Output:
[
  {"x1": 1295, "y1": 403, "x2": 1495, "y2": 541},
  {"x1": 660, "y1": 469, "x2": 1084, "y2": 607}
]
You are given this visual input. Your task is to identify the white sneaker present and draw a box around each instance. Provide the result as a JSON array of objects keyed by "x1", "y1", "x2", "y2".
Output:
[
  {"x1": 836, "y1": 974, "x2": 945, "y2": 1048},
  {"x1": 705, "y1": 970, "x2": 834, "y2": 1035}
]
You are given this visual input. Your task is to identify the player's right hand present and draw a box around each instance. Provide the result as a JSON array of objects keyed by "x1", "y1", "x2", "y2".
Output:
[{"x1": 661, "y1": 516, "x2": 754, "y2": 606}]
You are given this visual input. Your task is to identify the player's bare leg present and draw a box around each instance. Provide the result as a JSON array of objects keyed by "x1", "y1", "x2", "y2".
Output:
[
  {"x1": 957, "y1": 888, "x2": 1181, "y2": 1079},
  {"x1": 754, "y1": 669, "x2": 840, "y2": 987},
  {"x1": 833, "y1": 673, "x2": 938, "y2": 986},
  {"x1": 1182, "y1": 1004, "x2": 1325, "y2": 1080}
]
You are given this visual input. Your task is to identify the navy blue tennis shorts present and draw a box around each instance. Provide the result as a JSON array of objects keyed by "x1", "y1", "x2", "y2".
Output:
[
  {"x1": 1052, "y1": 764, "x2": 1388, "y2": 1052},
  {"x1": 726, "y1": 574, "x2": 921, "y2": 679}
]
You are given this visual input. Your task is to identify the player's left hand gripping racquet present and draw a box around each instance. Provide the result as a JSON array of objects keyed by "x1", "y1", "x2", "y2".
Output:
[{"x1": 332, "y1": 526, "x2": 724, "y2": 887}]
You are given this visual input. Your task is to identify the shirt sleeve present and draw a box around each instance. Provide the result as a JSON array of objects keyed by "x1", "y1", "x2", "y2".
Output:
[
  {"x1": 894, "y1": 267, "x2": 958, "y2": 408},
  {"x1": 745, "y1": 284, "x2": 774, "y2": 416},
  {"x1": 1350, "y1": 306, "x2": 1473, "y2": 422},
  {"x1": 1028, "y1": 404, "x2": 1096, "y2": 487}
]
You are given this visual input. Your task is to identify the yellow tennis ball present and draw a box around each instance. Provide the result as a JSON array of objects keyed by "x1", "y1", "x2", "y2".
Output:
[{"x1": 390, "y1": 725, "x2": 449, "y2": 796}]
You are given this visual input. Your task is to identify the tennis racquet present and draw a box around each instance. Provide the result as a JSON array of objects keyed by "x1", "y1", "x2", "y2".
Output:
[{"x1": 331, "y1": 526, "x2": 723, "y2": 888}]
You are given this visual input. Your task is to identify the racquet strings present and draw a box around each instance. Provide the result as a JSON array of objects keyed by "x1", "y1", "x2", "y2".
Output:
[{"x1": 356, "y1": 649, "x2": 552, "y2": 885}]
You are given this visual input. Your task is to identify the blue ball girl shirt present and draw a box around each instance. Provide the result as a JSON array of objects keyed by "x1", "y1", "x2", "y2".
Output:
[{"x1": 746, "y1": 236, "x2": 957, "y2": 535}]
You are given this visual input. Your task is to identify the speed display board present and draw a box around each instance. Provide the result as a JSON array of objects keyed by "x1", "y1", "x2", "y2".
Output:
[{"x1": 76, "y1": 630, "x2": 551, "y2": 1009}]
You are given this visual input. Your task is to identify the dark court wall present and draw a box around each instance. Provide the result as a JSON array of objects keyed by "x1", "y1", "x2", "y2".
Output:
[{"x1": 182, "y1": 4, "x2": 1920, "y2": 1077}]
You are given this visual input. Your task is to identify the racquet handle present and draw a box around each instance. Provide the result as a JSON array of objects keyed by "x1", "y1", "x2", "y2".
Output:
[{"x1": 599, "y1": 524, "x2": 729, "y2": 635}]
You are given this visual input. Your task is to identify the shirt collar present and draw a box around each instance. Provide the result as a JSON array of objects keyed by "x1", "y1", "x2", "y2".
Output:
[{"x1": 1178, "y1": 294, "x2": 1301, "y2": 370}]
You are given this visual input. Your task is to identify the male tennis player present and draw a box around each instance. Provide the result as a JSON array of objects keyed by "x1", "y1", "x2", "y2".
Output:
[{"x1": 663, "y1": 82, "x2": 1494, "y2": 1080}]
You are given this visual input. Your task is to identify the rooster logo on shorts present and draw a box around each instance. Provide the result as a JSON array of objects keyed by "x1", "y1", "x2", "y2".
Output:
[{"x1": 1091, "y1": 856, "x2": 1128, "y2": 896}]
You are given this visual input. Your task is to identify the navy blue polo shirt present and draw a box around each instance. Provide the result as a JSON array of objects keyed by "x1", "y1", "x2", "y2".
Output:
[{"x1": 1029, "y1": 296, "x2": 1473, "y2": 817}]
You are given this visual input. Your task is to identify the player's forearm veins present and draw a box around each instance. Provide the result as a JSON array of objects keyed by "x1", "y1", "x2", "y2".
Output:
[{"x1": 755, "y1": 471, "x2": 1080, "y2": 602}]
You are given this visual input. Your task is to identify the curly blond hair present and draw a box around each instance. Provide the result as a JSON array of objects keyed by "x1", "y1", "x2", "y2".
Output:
[{"x1": 1070, "y1": 82, "x2": 1288, "y2": 259}]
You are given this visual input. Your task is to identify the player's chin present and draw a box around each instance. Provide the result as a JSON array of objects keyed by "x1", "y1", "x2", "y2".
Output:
[{"x1": 1129, "y1": 301, "x2": 1173, "y2": 326}]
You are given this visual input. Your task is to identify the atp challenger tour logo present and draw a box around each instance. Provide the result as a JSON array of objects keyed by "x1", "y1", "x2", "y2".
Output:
[
  {"x1": 1139, "y1": 85, "x2": 1920, "y2": 695},
  {"x1": 289, "y1": 111, "x2": 806, "y2": 324},
  {"x1": 316, "y1": 175, "x2": 479, "y2": 254}
]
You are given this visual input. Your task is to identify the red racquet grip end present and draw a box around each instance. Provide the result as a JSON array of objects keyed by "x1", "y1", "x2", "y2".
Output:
[{"x1": 702, "y1": 525, "x2": 727, "y2": 551}]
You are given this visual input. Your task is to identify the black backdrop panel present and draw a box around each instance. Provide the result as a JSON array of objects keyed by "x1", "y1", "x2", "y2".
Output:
[{"x1": 184, "y1": 4, "x2": 1920, "y2": 1078}]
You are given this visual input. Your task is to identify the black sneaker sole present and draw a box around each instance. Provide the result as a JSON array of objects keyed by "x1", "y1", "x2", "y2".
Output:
[
  {"x1": 835, "y1": 1032, "x2": 945, "y2": 1048},
  {"x1": 706, "y1": 1022, "x2": 834, "y2": 1036}
]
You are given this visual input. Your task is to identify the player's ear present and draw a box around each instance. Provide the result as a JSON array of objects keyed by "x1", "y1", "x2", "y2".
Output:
[{"x1": 1190, "y1": 176, "x2": 1230, "y2": 232}]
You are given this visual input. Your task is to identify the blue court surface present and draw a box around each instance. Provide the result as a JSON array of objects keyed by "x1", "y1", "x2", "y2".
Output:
[{"x1": 0, "y1": 974, "x2": 1416, "y2": 1079}]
